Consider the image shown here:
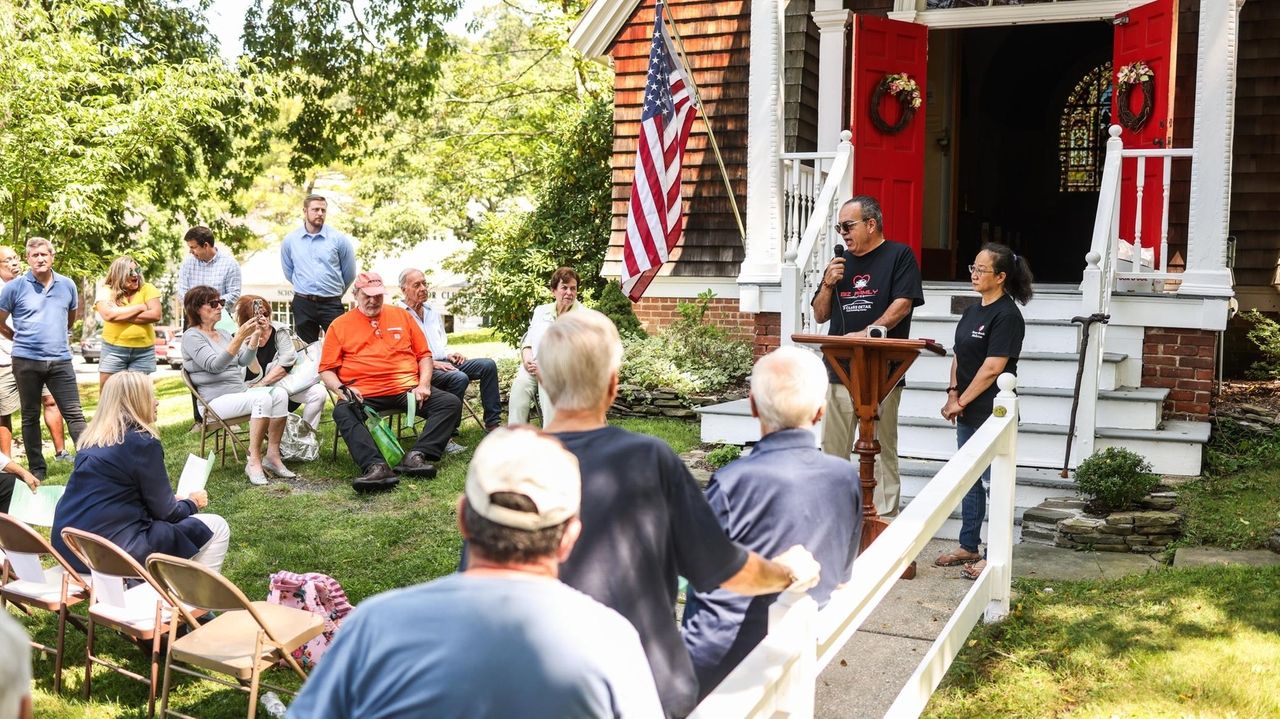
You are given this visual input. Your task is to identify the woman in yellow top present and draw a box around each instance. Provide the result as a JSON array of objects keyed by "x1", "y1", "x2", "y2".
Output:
[{"x1": 94, "y1": 256, "x2": 162, "y2": 387}]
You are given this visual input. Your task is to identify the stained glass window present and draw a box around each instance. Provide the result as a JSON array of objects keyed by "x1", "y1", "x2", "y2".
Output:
[{"x1": 1059, "y1": 61, "x2": 1111, "y2": 192}]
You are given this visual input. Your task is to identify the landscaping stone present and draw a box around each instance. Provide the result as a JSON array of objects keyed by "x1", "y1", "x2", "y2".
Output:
[
  {"x1": 1268, "y1": 531, "x2": 1280, "y2": 555},
  {"x1": 1040, "y1": 496, "x2": 1087, "y2": 511},
  {"x1": 1105, "y1": 512, "x2": 1136, "y2": 526},
  {"x1": 1031, "y1": 493, "x2": 1184, "y2": 556},
  {"x1": 1059, "y1": 517, "x2": 1106, "y2": 532},
  {"x1": 1130, "y1": 511, "x2": 1180, "y2": 528},
  {"x1": 1172, "y1": 547, "x2": 1280, "y2": 568}
]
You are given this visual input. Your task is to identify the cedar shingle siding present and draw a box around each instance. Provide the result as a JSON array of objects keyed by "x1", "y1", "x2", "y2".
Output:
[{"x1": 1230, "y1": 0, "x2": 1280, "y2": 290}]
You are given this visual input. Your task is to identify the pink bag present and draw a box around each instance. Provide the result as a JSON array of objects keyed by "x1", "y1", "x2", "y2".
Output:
[{"x1": 266, "y1": 571, "x2": 355, "y2": 670}]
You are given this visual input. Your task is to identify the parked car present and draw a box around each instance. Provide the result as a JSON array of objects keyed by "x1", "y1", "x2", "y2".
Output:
[
  {"x1": 80, "y1": 328, "x2": 103, "y2": 363},
  {"x1": 165, "y1": 332, "x2": 184, "y2": 369},
  {"x1": 154, "y1": 325, "x2": 180, "y2": 359}
]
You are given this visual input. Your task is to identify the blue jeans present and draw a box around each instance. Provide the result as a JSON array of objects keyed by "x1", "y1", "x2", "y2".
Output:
[
  {"x1": 100, "y1": 341, "x2": 157, "y2": 374},
  {"x1": 431, "y1": 358, "x2": 502, "y2": 428},
  {"x1": 957, "y1": 420, "x2": 989, "y2": 555}
]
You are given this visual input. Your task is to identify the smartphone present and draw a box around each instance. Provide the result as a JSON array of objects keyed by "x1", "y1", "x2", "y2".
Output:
[{"x1": 252, "y1": 299, "x2": 266, "y2": 318}]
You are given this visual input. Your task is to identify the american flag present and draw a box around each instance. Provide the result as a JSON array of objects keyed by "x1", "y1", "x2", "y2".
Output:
[{"x1": 621, "y1": 3, "x2": 696, "y2": 302}]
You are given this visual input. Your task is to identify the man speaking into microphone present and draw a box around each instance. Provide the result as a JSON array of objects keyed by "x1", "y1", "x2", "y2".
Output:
[{"x1": 810, "y1": 195, "x2": 924, "y2": 517}]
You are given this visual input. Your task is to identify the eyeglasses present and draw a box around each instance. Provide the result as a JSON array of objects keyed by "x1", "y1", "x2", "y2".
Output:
[
  {"x1": 205, "y1": 299, "x2": 226, "y2": 308},
  {"x1": 834, "y1": 220, "x2": 863, "y2": 234},
  {"x1": 370, "y1": 320, "x2": 381, "y2": 338},
  {"x1": 968, "y1": 265, "x2": 995, "y2": 275},
  {"x1": 127, "y1": 269, "x2": 140, "y2": 278}
]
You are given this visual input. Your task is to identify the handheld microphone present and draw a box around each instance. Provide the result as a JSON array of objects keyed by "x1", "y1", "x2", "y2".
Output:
[{"x1": 831, "y1": 244, "x2": 846, "y2": 336}]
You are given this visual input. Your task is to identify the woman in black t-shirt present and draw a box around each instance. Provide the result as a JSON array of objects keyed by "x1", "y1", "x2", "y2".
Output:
[{"x1": 934, "y1": 243, "x2": 1034, "y2": 578}]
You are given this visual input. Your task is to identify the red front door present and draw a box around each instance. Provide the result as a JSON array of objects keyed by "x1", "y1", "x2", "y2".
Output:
[
  {"x1": 1114, "y1": 0, "x2": 1178, "y2": 267},
  {"x1": 849, "y1": 15, "x2": 928, "y2": 262}
]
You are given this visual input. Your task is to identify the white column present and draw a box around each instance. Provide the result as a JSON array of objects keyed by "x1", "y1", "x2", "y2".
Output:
[
  {"x1": 812, "y1": 6, "x2": 852, "y2": 154},
  {"x1": 738, "y1": 0, "x2": 786, "y2": 285},
  {"x1": 1180, "y1": 0, "x2": 1244, "y2": 297}
]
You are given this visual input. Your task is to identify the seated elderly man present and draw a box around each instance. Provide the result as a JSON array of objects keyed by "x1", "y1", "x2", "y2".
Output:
[
  {"x1": 681, "y1": 346, "x2": 862, "y2": 698},
  {"x1": 508, "y1": 266, "x2": 582, "y2": 426},
  {"x1": 538, "y1": 309, "x2": 821, "y2": 717},
  {"x1": 319, "y1": 272, "x2": 462, "y2": 492},
  {"x1": 398, "y1": 268, "x2": 502, "y2": 444},
  {"x1": 287, "y1": 427, "x2": 663, "y2": 718}
]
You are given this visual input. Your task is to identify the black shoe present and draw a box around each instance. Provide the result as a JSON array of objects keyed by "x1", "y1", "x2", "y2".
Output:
[
  {"x1": 352, "y1": 464, "x2": 400, "y2": 493},
  {"x1": 394, "y1": 451, "x2": 438, "y2": 478}
]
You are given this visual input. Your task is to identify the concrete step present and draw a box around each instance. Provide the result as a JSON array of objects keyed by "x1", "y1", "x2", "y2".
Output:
[
  {"x1": 905, "y1": 350, "x2": 1127, "y2": 391},
  {"x1": 910, "y1": 315, "x2": 1087, "y2": 355},
  {"x1": 898, "y1": 381, "x2": 1167, "y2": 430},
  {"x1": 918, "y1": 284, "x2": 1085, "y2": 321},
  {"x1": 896, "y1": 459, "x2": 1075, "y2": 540}
]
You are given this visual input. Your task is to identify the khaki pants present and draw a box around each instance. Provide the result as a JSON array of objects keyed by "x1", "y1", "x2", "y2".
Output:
[
  {"x1": 822, "y1": 383, "x2": 902, "y2": 516},
  {"x1": 508, "y1": 367, "x2": 553, "y2": 426}
]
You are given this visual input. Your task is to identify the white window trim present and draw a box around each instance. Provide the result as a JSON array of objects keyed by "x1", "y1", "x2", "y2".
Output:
[{"x1": 889, "y1": 0, "x2": 1148, "y2": 29}]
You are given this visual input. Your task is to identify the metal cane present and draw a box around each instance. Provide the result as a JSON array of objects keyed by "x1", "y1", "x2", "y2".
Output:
[{"x1": 1061, "y1": 313, "x2": 1110, "y2": 478}]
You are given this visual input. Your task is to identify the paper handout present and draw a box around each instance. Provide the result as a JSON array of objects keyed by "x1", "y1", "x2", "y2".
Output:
[
  {"x1": 175, "y1": 452, "x2": 215, "y2": 498},
  {"x1": 7, "y1": 484, "x2": 65, "y2": 527}
]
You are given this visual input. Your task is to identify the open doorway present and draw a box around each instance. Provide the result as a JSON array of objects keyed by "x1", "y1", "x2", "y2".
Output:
[{"x1": 921, "y1": 21, "x2": 1113, "y2": 283}]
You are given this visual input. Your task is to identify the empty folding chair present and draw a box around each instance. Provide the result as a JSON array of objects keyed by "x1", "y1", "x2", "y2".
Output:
[
  {"x1": 0, "y1": 512, "x2": 89, "y2": 694},
  {"x1": 146, "y1": 553, "x2": 324, "y2": 719},
  {"x1": 60, "y1": 528, "x2": 181, "y2": 718}
]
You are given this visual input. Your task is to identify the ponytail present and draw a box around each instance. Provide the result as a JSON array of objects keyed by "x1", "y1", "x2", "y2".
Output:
[{"x1": 980, "y1": 242, "x2": 1034, "y2": 305}]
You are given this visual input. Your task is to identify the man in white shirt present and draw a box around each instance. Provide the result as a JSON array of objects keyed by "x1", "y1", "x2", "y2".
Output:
[{"x1": 398, "y1": 269, "x2": 502, "y2": 440}]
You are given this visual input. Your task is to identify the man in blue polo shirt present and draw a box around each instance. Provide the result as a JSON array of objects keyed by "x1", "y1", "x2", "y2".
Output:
[
  {"x1": 281, "y1": 194, "x2": 358, "y2": 343},
  {"x1": 681, "y1": 346, "x2": 862, "y2": 699},
  {"x1": 0, "y1": 238, "x2": 88, "y2": 479}
]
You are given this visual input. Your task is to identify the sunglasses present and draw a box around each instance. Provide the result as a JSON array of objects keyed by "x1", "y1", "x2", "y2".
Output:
[
  {"x1": 834, "y1": 220, "x2": 864, "y2": 234},
  {"x1": 206, "y1": 299, "x2": 226, "y2": 308}
]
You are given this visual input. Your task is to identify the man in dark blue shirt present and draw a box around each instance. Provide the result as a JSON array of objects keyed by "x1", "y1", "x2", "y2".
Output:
[{"x1": 681, "y1": 346, "x2": 862, "y2": 698}]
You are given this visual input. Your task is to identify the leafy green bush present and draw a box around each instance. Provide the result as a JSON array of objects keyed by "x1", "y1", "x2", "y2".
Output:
[
  {"x1": 1075, "y1": 447, "x2": 1159, "y2": 511},
  {"x1": 593, "y1": 280, "x2": 645, "y2": 339},
  {"x1": 706, "y1": 444, "x2": 741, "y2": 469},
  {"x1": 619, "y1": 291, "x2": 753, "y2": 397},
  {"x1": 1242, "y1": 309, "x2": 1280, "y2": 379}
]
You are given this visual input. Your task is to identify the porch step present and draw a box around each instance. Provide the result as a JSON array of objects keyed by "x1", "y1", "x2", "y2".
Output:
[
  {"x1": 918, "y1": 284, "x2": 1084, "y2": 321},
  {"x1": 911, "y1": 315, "x2": 1089, "y2": 355},
  {"x1": 897, "y1": 459, "x2": 1077, "y2": 541},
  {"x1": 906, "y1": 350, "x2": 1128, "y2": 391},
  {"x1": 697, "y1": 400, "x2": 1208, "y2": 475},
  {"x1": 899, "y1": 381, "x2": 1167, "y2": 430}
]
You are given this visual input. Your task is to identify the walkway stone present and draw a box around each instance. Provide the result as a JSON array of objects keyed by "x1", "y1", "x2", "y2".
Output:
[
  {"x1": 1013, "y1": 543, "x2": 1162, "y2": 581},
  {"x1": 1172, "y1": 547, "x2": 1280, "y2": 568}
]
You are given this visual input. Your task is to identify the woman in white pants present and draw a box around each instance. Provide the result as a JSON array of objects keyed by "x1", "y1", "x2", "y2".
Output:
[
  {"x1": 508, "y1": 267, "x2": 582, "y2": 426},
  {"x1": 181, "y1": 285, "x2": 295, "y2": 486},
  {"x1": 233, "y1": 294, "x2": 327, "y2": 430},
  {"x1": 50, "y1": 372, "x2": 231, "y2": 575}
]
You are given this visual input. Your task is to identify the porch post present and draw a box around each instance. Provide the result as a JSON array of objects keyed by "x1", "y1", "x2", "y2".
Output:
[
  {"x1": 812, "y1": 3, "x2": 852, "y2": 154},
  {"x1": 738, "y1": 0, "x2": 786, "y2": 286},
  {"x1": 1179, "y1": 0, "x2": 1244, "y2": 298}
]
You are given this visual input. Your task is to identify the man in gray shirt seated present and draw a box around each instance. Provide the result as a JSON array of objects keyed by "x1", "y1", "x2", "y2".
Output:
[
  {"x1": 682, "y1": 346, "x2": 863, "y2": 699},
  {"x1": 287, "y1": 427, "x2": 665, "y2": 719}
]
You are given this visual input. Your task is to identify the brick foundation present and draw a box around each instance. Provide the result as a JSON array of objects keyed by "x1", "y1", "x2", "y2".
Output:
[
  {"x1": 753, "y1": 312, "x2": 781, "y2": 360},
  {"x1": 631, "y1": 297, "x2": 755, "y2": 342},
  {"x1": 1142, "y1": 327, "x2": 1217, "y2": 421}
]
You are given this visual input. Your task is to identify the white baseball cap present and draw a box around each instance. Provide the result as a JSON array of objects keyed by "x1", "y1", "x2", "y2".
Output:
[{"x1": 465, "y1": 427, "x2": 581, "y2": 531}]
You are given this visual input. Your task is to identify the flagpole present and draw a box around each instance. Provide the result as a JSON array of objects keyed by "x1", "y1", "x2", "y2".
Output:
[{"x1": 662, "y1": 8, "x2": 747, "y2": 242}]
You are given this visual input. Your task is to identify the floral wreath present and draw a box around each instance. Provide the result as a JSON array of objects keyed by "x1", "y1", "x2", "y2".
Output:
[
  {"x1": 869, "y1": 72, "x2": 922, "y2": 135},
  {"x1": 1116, "y1": 61, "x2": 1154, "y2": 132}
]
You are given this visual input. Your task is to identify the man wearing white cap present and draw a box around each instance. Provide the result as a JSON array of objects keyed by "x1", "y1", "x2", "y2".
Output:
[
  {"x1": 319, "y1": 271, "x2": 463, "y2": 491},
  {"x1": 287, "y1": 427, "x2": 664, "y2": 719}
]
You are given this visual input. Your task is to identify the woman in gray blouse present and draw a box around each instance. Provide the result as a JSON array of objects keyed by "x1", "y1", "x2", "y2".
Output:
[{"x1": 181, "y1": 285, "x2": 295, "y2": 486}]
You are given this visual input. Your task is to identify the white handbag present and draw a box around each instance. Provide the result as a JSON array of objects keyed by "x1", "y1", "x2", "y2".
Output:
[{"x1": 277, "y1": 342, "x2": 322, "y2": 396}]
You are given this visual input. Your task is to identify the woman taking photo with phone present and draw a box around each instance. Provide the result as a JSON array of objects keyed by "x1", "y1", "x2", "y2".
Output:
[
  {"x1": 181, "y1": 285, "x2": 295, "y2": 486},
  {"x1": 934, "y1": 243, "x2": 1033, "y2": 579},
  {"x1": 93, "y1": 256, "x2": 162, "y2": 387},
  {"x1": 234, "y1": 294, "x2": 326, "y2": 431}
]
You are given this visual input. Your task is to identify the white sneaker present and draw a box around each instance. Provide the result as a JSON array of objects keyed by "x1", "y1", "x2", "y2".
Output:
[{"x1": 445, "y1": 440, "x2": 467, "y2": 454}]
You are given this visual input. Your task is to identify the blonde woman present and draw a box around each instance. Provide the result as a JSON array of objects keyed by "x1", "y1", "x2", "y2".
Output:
[
  {"x1": 94, "y1": 256, "x2": 162, "y2": 387},
  {"x1": 50, "y1": 372, "x2": 230, "y2": 574}
]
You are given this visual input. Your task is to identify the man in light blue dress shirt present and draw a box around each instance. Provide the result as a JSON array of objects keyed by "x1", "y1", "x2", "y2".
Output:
[
  {"x1": 281, "y1": 194, "x2": 357, "y2": 343},
  {"x1": 398, "y1": 269, "x2": 502, "y2": 438}
]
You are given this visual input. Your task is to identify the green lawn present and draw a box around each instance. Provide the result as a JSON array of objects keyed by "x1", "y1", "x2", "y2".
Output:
[
  {"x1": 923, "y1": 566, "x2": 1280, "y2": 718},
  {"x1": 15, "y1": 375, "x2": 699, "y2": 718}
]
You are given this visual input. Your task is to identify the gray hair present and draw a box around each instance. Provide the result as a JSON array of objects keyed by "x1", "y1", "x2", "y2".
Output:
[
  {"x1": 750, "y1": 346, "x2": 829, "y2": 432},
  {"x1": 843, "y1": 195, "x2": 884, "y2": 235},
  {"x1": 0, "y1": 610, "x2": 32, "y2": 719},
  {"x1": 25, "y1": 236, "x2": 54, "y2": 254},
  {"x1": 397, "y1": 268, "x2": 423, "y2": 288},
  {"x1": 539, "y1": 309, "x2": 623, "y2": 413}
]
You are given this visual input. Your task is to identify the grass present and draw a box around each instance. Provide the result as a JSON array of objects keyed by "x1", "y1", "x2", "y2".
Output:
[
  {"x1": 1174, "y1": 418, "x2": 1280, "y2": 550},
  {"x1": 923, "y1": 566, "x2": 1280, "y2": 719},
  {"x1": 13, "y1": 375, "x2": 701, "y2": 718},
  {"x1": 446, "y1": 328, "x2": 499, "y2": 345}
]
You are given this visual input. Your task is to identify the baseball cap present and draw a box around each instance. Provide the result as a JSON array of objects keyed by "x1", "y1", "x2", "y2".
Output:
[
  {"x1": 353, "y1": 271, "x2": 386, "y2": 296},
  {"x1": 465, "y1": 427, "x2": 580, "y2": 531}
]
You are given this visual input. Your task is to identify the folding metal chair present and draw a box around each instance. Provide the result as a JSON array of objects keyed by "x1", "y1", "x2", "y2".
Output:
[
  {"x1": 146, "y1": 554, "x2": 323, "y2": 719},
  {"x1": 181, "y1": 369, "x2": 251, "y2": 467},
  {"x1": 0, "y1": 512, "x2": 89, "y2": 694},
  {"x1": 60, "y1": 528, "x2": 181, "y2": 718},
  {"x1": 325, "y1": 387, "x2": 424, "y2": 461}
]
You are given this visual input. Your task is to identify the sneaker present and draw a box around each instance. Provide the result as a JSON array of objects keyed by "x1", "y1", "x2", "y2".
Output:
[
  {"x1": 53, "y1": 450, "x2": 72, "y2": 462},
  {"x1": 445, "y1": 440, "x2": 467, "y2": 454}
]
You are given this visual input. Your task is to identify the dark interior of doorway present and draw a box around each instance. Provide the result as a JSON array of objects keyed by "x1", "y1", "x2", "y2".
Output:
[{"x1": 950, "y1": 22, "x2": 1112, "y2": 284}]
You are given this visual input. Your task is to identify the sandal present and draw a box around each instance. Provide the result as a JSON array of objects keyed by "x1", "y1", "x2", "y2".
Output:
[
  {"x1": 934, "y1": 548, "x2": 982, "y2": 567},
  {"x1": 960, "y1": 559, "x2": 987, "y2": 581}
]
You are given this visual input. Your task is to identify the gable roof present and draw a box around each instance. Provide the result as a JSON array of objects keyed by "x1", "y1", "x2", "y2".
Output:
[{"x1": 569, "y1": 0, "x2": 643, "y2": 59}]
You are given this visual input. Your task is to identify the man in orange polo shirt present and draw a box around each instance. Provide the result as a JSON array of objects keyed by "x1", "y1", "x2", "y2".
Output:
[{"x1": 319, "y1": 272, "x2": 463, "y2": 492}]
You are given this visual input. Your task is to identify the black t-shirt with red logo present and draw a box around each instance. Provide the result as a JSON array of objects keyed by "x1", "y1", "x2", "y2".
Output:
[
  {"x1": 814, "y1": 240, "x2": 924, "y2": 383},
  {"x1": 953, "y1": 293, "x2": 1025, "y2": 425}
]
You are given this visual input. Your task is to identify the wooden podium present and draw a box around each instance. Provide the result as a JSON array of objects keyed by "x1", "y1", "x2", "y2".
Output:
[{"x1": 793, "y1": 334, "x2": 946, "y2": 577}]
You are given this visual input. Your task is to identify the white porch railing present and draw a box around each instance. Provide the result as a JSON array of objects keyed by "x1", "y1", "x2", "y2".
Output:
[
  {"x1": 780, "y1": 130, "x2": 854, "y2": 344},
  {"x1": 690, "y1": 374, "x2": 1021, "y2": 719},
  {"x1": 1074, "y1": 124, "x2": 1195, "y2": 463}
]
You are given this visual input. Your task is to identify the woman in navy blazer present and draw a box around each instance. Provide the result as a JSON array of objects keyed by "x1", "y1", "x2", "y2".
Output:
[{"x1": 51, "y1": 372, "x2": 230, "y2": 574}]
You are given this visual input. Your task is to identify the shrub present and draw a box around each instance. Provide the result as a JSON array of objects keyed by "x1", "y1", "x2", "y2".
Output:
[
  {"x1": 1075, "y1": 447, "x2": 1159, "y2": 511},
  {"x1": 1242, "y1": 309, "x2": 1280, "y2": 379},
  {"x1": 593, "y1": 280, "x2": 645, "y2": 339},
  {"x1": 705, "y1": 444, "x2": 741, "y2": 469},
  {"x1": 618, "y1": 291, "x2": 753, "y2": 397}
]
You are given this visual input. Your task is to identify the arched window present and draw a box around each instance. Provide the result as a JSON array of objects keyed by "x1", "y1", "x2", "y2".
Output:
[{"x1": 1059, "y1": 61, "x2": 1112, "y2": 192}]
